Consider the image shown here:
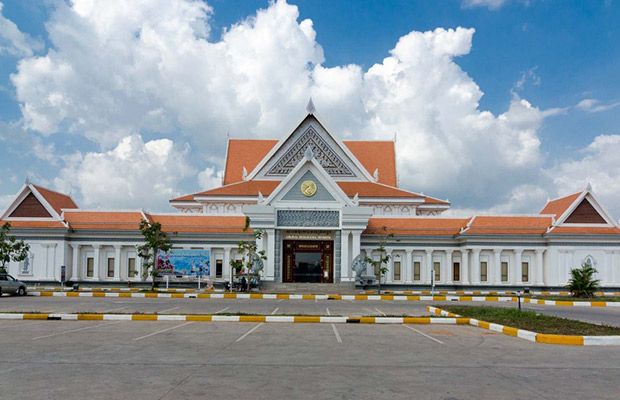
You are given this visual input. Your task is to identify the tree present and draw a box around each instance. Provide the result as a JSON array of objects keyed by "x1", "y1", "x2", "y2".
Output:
[
  {"x1": 137, "y1": 219, "x2": 172, "y2": 289},
  {"x1": 365, "y1": 226, "x2": 394, "y2": 294},
  {"x1": 230, "y1": 219, "x2": 266, "y2": 292},
  {"x1": 566, "y1": 262, "x2": 600, "y2": 298},
  {"x1": 0, "y1": 222, "x2": 30, "y2": 274}
]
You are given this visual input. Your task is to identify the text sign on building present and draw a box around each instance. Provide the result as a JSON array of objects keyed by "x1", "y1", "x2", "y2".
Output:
[
  {"x1": 157, "y1": 249, "x2": 210, "y2": 276},
  {"x1": 283, "y1": 230, "x2": 334, "y2": 240},
  {"x1": 277, "y1": 210, "x2": 339, "y2": 227}
]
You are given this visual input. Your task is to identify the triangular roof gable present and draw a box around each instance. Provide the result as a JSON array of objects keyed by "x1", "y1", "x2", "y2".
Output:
[
  {"x1": 554, "y1": 190, "x2": 616, "y2": 227},
  {"x1": 247, "y1": 112, "x2": 374, "y2": 182},
  {"x1": 264, "y1": 151, "x2": 354, "y2": 207},
  {"x1": 1, "y1": 184, "x2": 65, "y2": 221}
]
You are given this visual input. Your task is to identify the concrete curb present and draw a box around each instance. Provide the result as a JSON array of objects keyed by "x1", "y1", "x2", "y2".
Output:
[
  {"x1": 0, "y1": 312, "x2": 470, "y2": 324},
  {"x1": 427, "y1": 306, "x2": 620, "y2": 346},
  {"x1": 388, "y1": 290, "x2": 620, "y2": 296},
  {"x1": 26, "y1": 291, "x2": 620, "y2": 306}
]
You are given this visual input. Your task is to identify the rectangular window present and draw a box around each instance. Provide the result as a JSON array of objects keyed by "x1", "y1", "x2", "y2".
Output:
[
  {"x1": 453, "y1": 262, "x2": 460, "y2": 282},
  {"x1": 216, "y1": 259, "x2": 223, "y2": 278},
  {"x1": 393, "y1": 261, "x2": 401, "y2": 281},
  {"x1": 434, "y1": 261, "x2": 440, "y2": 282},
  {"x1": 87, "y1": 257, "x2": 94, "y2": 278},
  {"x1": 414, "y1": 261, "x2": 421, "y2": 281},
  {"x1": 107, "y1": 258, "x2": 115, "y2": 278},
  {"x1": 501, "y1": 261, "x2": 508, "y2": 282},
  {"x1": 128, "y1": 258, "x2": 136, "y2": 278},
  {"x1": 522, "y1": 262, "x2": 529, "y2": 282},
  {"x1": 480, "y1": 261, "x2": 488, "y2": 282}
]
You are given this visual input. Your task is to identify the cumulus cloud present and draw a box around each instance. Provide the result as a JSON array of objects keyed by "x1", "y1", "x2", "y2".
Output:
[
  {"x1": 548, "y1": 135, "x2": 620, "y2": 219},
  {"x1": 53, "y1": 135, "x2": 196, "y2": 210},
  {"x1": 5, "y1": 0, "x2": 584, "y2": 213},
  {"x1": 0, "y1": 2, "x2": 43, "y2": 57}
]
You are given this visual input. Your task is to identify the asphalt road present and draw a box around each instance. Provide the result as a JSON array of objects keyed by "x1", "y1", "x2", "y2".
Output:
[
  {"x1": 1, "y1": 295, "x2": 620, "y2": 327},
  {"x1": 1, "y1": 319, "x2": 619, "y2": 400}
]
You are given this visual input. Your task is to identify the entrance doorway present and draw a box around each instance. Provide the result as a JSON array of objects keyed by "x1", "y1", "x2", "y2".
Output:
[{"x1": 282, "y1": 240, "x2": 333, "y2": 283}]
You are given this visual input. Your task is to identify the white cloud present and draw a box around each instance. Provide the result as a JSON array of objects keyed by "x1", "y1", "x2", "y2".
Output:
[
  {"x1": 53, "y1": 135, "x2": 196, "y2": 210},
  {"x1": 6, "y1": 0, "x2": 572, "y2": 212},
  {"x1": 198, "y1": 166, "x2": 223, "y2": 190},
  {"x1": 0, "y1": 2, "x2": 42, "y2": 57},
  {"x1": 576, "y1": 98, "x2": 620, "y2": 113},
  {"x1": 461, "y1": 0, "x2": 508, "y2": 10},
  {"x1": 548, "y1": 134, "x2": 620, "y2": 219}
]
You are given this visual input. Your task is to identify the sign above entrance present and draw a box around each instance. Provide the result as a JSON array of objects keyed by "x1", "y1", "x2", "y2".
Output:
[
  {"x1": 277, "y1": 210, "x2": 339, "y2": 227},
  {"x1": 283, "y1": 230, "x2": 334, "y2": 240}
]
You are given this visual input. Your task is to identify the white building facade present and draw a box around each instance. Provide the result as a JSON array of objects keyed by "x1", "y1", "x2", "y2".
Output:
[{"x1": 2, "y1": 106, "x2": 620, "y2": 288}]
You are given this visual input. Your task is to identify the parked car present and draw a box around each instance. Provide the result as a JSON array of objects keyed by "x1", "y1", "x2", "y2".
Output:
[{"x1": 0, "y1": 273, "x2": 27, "y2": 296}]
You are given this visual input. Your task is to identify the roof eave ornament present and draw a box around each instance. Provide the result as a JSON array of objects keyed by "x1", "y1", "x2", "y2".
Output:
[
  {"x1": 373, "y1": 168, "x2": 379, "y2": 182},
  {"x1": 586, "y1": 182, "x2": 592, "y2": 192},
  {"x1": 306, "y1": 97, "x2": 315, "y2": 114},
  {"x1": 242, "y1": 166, "x2": 248, "y2": 181},
  {"x1": 353, "y1": 192, "x2": 359, "y2": 205},
  {"x1": 257, "y1": 191, "x2": 264, "y2": 204},
  {"x1": 304, "y1": 145, "x2": 314, "y2": 160}
]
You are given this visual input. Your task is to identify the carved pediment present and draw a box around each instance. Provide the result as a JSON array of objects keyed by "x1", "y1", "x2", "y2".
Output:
[{"x1": 266, "y1": 126, "x2": 355, "y2": 177}]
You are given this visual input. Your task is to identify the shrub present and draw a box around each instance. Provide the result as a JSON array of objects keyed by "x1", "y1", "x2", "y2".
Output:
[{"x1": 566, "y1": 263, "x2": 600, "y2": 298}]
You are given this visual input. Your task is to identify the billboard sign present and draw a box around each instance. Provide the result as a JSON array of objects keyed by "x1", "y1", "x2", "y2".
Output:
[{"x1": 157, "y1": 249, "x2": 210, "y2": 276}]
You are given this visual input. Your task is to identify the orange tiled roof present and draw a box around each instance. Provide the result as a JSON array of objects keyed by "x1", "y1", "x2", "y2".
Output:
[
  {"x1": 151, "y1": 215, "x2": 249, "y2": 234},
  {"x1": 64, "y1": 211, "x2": 145, "y2": 231},
  {"x1": 33, "y1": 185, "x2": 78, "y2": 214},
  {"x1": 364, "y1": 218, "x2": 469, "y2": 236},
  {"x1": 540, "y1": 192, "x2": 582, "y2": 217},
  {"x1": 548, "y1": 226, "x2": 620, "y2": 235},
  {"x1": 0, "y1": 220, "x2": 67, "y2": 229},
  {"x1": 463, "y1": 216, "x2": 553, "y2": 235},
  {"x1": 191, "y1": 181, "x2": 281, "y2": 198},
  {"x1": 223, "y1": 139, "x2": 278, "y2": 185},
  {"x1": 221, "y1": 139, "x2": 398, "y2": 186},
  {"x1": 342, "y1": 141, "x2": 396, "y2": 186}
]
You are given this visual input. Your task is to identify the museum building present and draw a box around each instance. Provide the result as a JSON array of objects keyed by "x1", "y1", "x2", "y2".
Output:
[{"x1": 2, "y1": 103, "x2": 620, "y2": 289}]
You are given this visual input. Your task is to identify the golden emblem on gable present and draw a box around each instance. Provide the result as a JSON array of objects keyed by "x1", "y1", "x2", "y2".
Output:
[{"x1": 300, "y1": 180, "x2": 317, "y2": 197}]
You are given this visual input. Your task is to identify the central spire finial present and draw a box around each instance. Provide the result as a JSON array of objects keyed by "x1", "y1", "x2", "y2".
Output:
[{"x1": 306, "y1": 97, "x2": 315, "y2": 114}]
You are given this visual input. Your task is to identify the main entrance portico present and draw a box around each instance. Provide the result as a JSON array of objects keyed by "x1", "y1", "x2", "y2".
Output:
[{"x1": 282, "y1": 240, "x2": 334, "y2": 283}]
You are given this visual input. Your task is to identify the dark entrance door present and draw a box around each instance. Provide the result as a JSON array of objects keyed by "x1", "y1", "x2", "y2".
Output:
[{"x1": 282, "y1": 240, "x2": 333, "y2": 283}]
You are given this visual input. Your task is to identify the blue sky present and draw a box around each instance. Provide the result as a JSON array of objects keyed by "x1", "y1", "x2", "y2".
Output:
[{"x1": 0, "y1": 0, "x2": 619, "y2": 216}]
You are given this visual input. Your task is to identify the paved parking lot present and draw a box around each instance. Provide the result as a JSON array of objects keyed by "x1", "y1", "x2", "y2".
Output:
[{"x1": 1, "y1": 318, "x2": 619, "y2": 399}]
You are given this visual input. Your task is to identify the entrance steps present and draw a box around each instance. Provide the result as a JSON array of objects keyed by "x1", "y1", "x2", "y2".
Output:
[{"x1": 261, "y1": 282, "x2": 356, "y2": 294}]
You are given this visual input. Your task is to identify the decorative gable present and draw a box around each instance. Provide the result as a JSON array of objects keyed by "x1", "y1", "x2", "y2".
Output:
[
  {"x1": 266, "y1": 125, "x2": 355, "y2": 178},
  {"x1": 564, "y1": 198, "x2": 606, "y2": 224},
  {"x1": 281, "y1": 170, "x2": 336, "y2": 202},
  {"x1": 9, "y1": 192, "x2": 52, "y2": 218}
]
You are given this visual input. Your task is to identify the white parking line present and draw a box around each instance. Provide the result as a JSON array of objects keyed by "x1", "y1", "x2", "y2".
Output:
[
  {"x1": 271, "y1": 308, "x2": 279, "y2": 315},
  {"x1": 33, "y1": 321, "x2": 125, "y2": 340},
  {"x1": 102, "y1": 306, "x2": 129, "y2": 313},
  {"x1": 347, "y1": 299, "x2": 355, "y2": 303},
  {"x1": 331, "y1": 324, "x2": 342, "y2": 343},
  {"x1": 402, "y1": 324, "x2": 444, "y2": 344},
  {"x1": 326, "y1": 308, "x2": 331, "y2": 316},
  {"x1": 278, "y1": 299, "x2": 285, "y2": 303},
  {"x1": 363, "y1": 307, "x2": 374, "y2": 315},
  {"x1": 133, "y1": 322, "x2": 194, "y2": 341},
  {"x1": 236, "y1": 323, "x2": 263, "y2": 342},
  {"x1": 215, "y1": 307, "x2": 230, "y2": 314},
  {"x1": 159, "y1": 306, "x2": 181, "y2": 313},
  {"x1": 375, "y1": 308, "x2": 387, "y2": 316}
]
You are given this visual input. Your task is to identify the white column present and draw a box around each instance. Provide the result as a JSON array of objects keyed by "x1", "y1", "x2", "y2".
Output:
[
  {"x1": 605, "y1": 250, "x2": 613, "y2": 286},
  {"x1": 351, "y1": 230, "x2": 362, "y2": 279},
  {"x1": 565, "y1": 250, "x2": 575, "y2": 284},
  {"x1": 461, "y1": 249, "x2": 470, "y2": 285},
  {"x1": 445, "y1": 250, "x2": 453, "y2": 285},
  {"x1": 404, "y1": 249, "x2": 413, "y2": 284},
  {"x1": 384, "y1": 248, "x2": 393, "y2": 284},
  {"x1": 223, "y1": 246, "x2": 231, "y2": 280},
  {"x1": 472, "y1": 248, "x2": 481, "y2": 285},
  {"x1": 71, "y1": 244, "x2": 80, "y2": 281},
  {"x1": 514, "y1": 248, "x2": 523, "y2": 285},
  {"x1": 93, "y1": 245, "x2": 101, "y2": 281},
  {"x1": 425, "y1": 250, "x2": 433, "y2": 285},
  {"x1": 614, "y1": 251, "x2": 620, "y2": 284},
  {"x1": 113, "y1": 245, "x2": 121, "y2": 281},
  {"x1": 535, "y1": 249, "x2": 545, "y2": 285},
  {"x1": 266, "y1": 229, "x2": 275, "y2": 281},
  {"x1": 493, "y1": 249, "x2": 502, "y2": 285},
  {"x1": 340, "y1": 230, "x2": 350, "y2": 282}
]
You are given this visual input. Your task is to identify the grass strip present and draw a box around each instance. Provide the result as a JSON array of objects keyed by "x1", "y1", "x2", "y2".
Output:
[{"x1": 442, "y1": 305, "x2": 620, "y2": 336}]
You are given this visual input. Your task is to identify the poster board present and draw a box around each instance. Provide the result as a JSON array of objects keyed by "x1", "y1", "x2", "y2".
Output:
[{"x1": 157, "y1": 249, "x2": 210, "y2": 276}]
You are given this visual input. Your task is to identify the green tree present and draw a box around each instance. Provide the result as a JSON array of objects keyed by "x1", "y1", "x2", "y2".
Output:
[
  {"x1": 365, "y1": 226, "x2": 394, "y2": 294},
  {"x1": 137, "y1": 219, "x2": 172, "y2": 289},
  {"x1": 0, "y1": 222, "x2": 30, "y2": 274},
  {"x1": 230, "y1": 219, "x2": 266, "y2": 292},
  {"x1": 566, "y1": 262, "x2": 600, "y2": 298}
]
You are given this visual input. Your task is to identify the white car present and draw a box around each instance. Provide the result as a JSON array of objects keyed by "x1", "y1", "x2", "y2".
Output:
[{"x1": 0, "y1": 273, "x2": 27, "y2": 296}]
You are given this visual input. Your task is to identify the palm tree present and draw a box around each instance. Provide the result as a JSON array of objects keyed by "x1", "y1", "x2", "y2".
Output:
[{"x1": 566, "y1": 262, "x2": 600, "y2": 298}]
